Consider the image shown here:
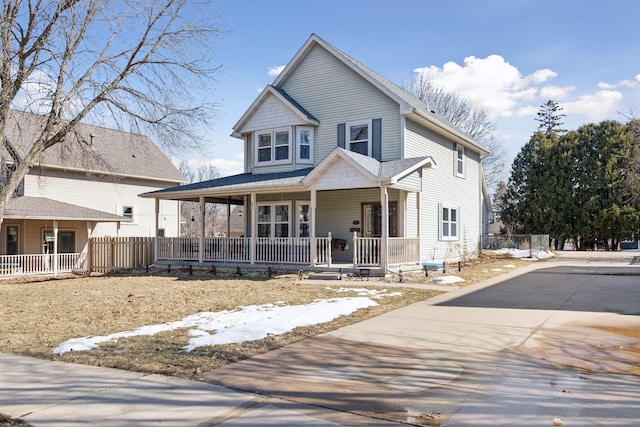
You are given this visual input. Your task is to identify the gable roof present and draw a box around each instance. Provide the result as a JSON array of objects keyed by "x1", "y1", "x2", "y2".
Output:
[
  {"x1": 232, "y1": 86, "x2": 319, "y2": 137},
  {"x1": 4, "y1": 196, "x2": 130, "y2": 222},
  {"x1": 302, "y1": 147, "x2": 433, "y2": 186},
  {"x1": 2, "y1": 110, "x2": 185, "y2": 183},
  {"x1": 273, "y1": 34, "x2": 489, "y2": 155}
]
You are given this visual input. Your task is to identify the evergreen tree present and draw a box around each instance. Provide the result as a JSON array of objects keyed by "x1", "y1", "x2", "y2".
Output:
[{"x1": 535, "y1": 100, "x2": 567, "y2": 134}]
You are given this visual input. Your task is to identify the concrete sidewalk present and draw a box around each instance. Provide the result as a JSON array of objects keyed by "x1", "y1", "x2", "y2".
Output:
[
  {"x1": 2, "y1": 251, "x2": 640, "y2": 426},
  {"x1": 1, "y1": 351, "x2": 406, "y2": 426}
]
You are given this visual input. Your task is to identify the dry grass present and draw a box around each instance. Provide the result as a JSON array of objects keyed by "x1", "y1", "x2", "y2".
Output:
[
  {"x1": 0, "y1": 255, "x2": 537, "y2": 379},
  {"x1": 395, "y1": 254, "x2": 535, "y2": 287},
  {"x1": 0, "y1": 271, "x2": 439, "y2": 378}
]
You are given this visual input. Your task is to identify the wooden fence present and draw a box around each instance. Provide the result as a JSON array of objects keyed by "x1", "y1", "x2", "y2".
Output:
[{"x1": 90, "y1": 237, "x2": 154, "y2": 273}]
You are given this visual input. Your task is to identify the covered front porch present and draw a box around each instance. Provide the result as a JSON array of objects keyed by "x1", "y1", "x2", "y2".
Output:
[
  {"x1": 144, "y1": 148, "x2": 431, "y2": 274},
  {"x1": 0, "y1": 196, "x2": 130, "y2": 277}
]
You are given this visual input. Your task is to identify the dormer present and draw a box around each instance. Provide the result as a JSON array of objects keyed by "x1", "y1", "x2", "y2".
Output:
[{"x1": 232, "y1": 85, "x2": 318, "y2": 172}]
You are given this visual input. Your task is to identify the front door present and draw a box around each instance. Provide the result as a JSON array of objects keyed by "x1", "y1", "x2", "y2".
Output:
[{"x1": 361, "y1": 202, "x2": 397, "y2": 237}]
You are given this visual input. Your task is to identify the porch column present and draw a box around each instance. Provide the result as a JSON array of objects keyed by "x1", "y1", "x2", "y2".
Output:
[
  {"x1": 199, "y1": 196, "x2": 205, "y2": 263},
  {"x1": 153, "y1": 198, "x2": 159, "y2": 263},
  {"x1": 310, "y1": 189, "x2": 317, "y2": 266},
  {"x1": 226, "y1": 198, "x2": 231, "y2": 237},
  {"x1": 380, "y1": 186, "x2": 389, "y2": 272},
  {"x1": 53, "y1": 220, "x2": 58, "y2": 275},
  {"x1": 86, "y1": 221, "x2": 92, "y2": 272},
  {"x1": 250, "y1": 192, "x2": 256, "y2": 264}
]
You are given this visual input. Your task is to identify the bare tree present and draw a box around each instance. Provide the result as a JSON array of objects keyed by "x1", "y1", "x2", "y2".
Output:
[
  {"x1": 405, "y1": 73, "x2": 505, "y2": 189},
  {"x1": 178, "y1": 160, "x2": 225, "y2": 237},
  {"x1": 0, "y1": 0, "x2": 224, "y2": 223}
]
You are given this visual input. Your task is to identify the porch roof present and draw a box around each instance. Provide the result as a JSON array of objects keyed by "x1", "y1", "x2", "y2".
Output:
[
  {"x1": 140, "y1": 149, "x2": 433, "y2": 201},
  {"x1": 4, "y1": 197, "x2": 131, "y2": 222},
  {"x1": 141, "y1": 168, "x2": 313, "y2": 201}
]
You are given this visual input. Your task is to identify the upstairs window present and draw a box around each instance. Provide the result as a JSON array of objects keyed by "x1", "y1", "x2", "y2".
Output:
[
  {"x1": 296, "y1": 127, "x2": 314, "y2": 164},
  {"x1": 255, "y1": 128, "x2": 291, "y2": 166},
  {"x1": 347, "y1": 120, "x2": 371, "y2": 156},
  {"x1": 123, "y1": 206, "x2": 134, "y2": 219},
  {"x1": 455, "y1": 143, "x2": 465, "y2": 177}
]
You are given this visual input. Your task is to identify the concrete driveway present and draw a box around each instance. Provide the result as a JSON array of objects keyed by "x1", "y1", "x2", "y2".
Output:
[
  {"x1": 201, "y1": 251, "x2": 640, "y2": 426},
  {"x1": 2, "y1": 251, "x2": 639, "y2": 426}
]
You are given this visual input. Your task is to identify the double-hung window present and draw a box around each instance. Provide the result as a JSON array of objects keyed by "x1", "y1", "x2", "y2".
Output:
[
  {"x1": 441, "y1": 206, "x2": 458, "y2": 240},
  {"x1": 346, "y1": 120, "x2": 371, "y2": 156},
  {"x1": 257, "y1": 203, "x2": 290, "y2": 238},
  {"x1": 296, "y1": 127, "x2": 314, "y2": 164},
  {"x1": 255, "y1": 128, "x2": 291, "y2": 166},
  {"x1": 455, "y1": 143, "x2": 465, "y2": 177}
]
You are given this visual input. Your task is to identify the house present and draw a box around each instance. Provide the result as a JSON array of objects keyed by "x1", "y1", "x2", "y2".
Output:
[
  {"x1": 0, "y1": 110, "x2": 185, "y2": 274},
  {"x1": 142, "y1": 34, "x2": 491, "y2": 274}
]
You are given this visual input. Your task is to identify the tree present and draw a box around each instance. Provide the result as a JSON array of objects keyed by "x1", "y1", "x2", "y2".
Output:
[
  {"x1": 0, "y1": 0, "x2": 223, "y2": 223},
  {"x1": 178, "y1": 160, "x2": 224, "y2": 237},
  {"x1": 405, "y1": 74, "x2": 505, "y2": 189},
  {"x1": 502, "y1": 117, "x2": 638, "y2": 250},
  {"x1": 535, "y1": 100, "x2": 566, "y2": 134}
]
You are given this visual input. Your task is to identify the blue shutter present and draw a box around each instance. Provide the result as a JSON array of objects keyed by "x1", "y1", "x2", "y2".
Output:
[
  {"x1": 337, "y1": 123, "x2": 345, "y2": 148},
  {"x1": 372, "y1": 118, "x2": 381, "y2": 160}
]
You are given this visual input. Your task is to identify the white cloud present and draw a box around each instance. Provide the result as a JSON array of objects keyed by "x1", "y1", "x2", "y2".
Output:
[
  {"x1": 563, "y1": 90, "x2": 623, "y2": 121},
  {"x1": 414, "y1": 55, "x2": 568, "y2": 119},
  {"x1": 268, "y1": 65, "x2": 285, "y2": 77},
  {"x1": 539, "y1": 85, "x2": 574, "y2": 100},
  {"x1": 172, "y1": 152, "x2": 244, "y2": 179}
]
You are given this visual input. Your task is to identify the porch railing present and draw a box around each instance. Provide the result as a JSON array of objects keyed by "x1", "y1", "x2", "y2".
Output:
[
  {"x1": 353, "y1": 236, "x2": 381, "y2": 267},
  {"x1": 0, "y1": 253, "x2": 87, "y2": 277},
  {"x1": 156, "y1": 236, "x2": 333, "y2": 266},
  {"x1": 389, "y1": 237, "x2": 420, "y2": 265}
]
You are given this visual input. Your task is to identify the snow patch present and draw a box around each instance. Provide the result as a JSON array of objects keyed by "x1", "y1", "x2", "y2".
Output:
[
  {"x1": 431, "y1": 276, "x2": 465, "y2": 284},
  {"x1": 53, "y1": 289, "x2": 401, "y2": 355}
]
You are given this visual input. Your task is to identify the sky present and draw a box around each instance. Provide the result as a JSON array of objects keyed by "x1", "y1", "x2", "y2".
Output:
[{"x1": 181, "y1": 0, "x2": 640, "y2": 180}]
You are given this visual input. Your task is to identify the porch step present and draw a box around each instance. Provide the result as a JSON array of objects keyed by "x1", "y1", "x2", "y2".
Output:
[{"x1": 306, "y1": 272, "x2": 343, "y2": 281}]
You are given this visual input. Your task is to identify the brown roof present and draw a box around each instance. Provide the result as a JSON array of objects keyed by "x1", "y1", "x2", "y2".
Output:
[
  {"x1": 4, "y1": 196, "x2": 129, "y2": 222},
  {"x1": 2, "y1": 111, "x2": 185, "y2": 183}
]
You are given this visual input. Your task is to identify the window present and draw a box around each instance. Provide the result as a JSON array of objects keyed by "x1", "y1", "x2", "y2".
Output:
[
  {"x1": 43, "y1": 230, "x2": 76, "y2": 253},
  {"x1": 455, "y1": 144, "x2": 465, "y2": 177},
  {"x1": 123, "y1": 206, "x2": 134, "y2": 218},
  {"x1": 6, "y1": 225, "x2": 18, "y2": 255},
  {"x1": 297, "y1": 202, "x2": 310, "y2": 237},
  {"x1": 257, "y1": 203, "x2": 290, "y2": 237},
  {"x1": 441, "y1": 206, "x2": 458, "y2": 240},
  {"x1": 255, "y1": 128, "x2": 291, "y2": 165},
  {"x1": 347, "y1": 120, "x2": 371, "y2": 156},
  {"x1": 296, "y1": 127, "x2": 314, "y2": 164}
]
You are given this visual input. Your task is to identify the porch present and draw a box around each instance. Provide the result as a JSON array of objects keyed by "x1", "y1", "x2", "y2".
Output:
[
  {"x1": 155, "y1": 234, "x2": 420, "y2": 271},
  {"x1": 0, "y1": 252, "x2": 87, "y2": 277}
]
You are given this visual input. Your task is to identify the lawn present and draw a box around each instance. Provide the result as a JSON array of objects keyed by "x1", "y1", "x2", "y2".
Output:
[{"x1": 0, "y1": 256, "x2": 533, "y2": 379}]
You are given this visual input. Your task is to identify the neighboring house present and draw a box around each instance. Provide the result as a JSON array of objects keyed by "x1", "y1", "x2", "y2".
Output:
[
  {"x1": 143, "y1": 34, "x2": 491, "y2": 273},
  {"x1": 0, "y1": 110, "x2": 184, "y2": 272},
  {"x1": 219, "y1": 206, "x2": 245, "y2": 237}
]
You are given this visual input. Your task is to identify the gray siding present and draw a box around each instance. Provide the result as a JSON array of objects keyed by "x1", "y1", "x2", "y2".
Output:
[
  {"x1": 405, "y1": 120, "x2": 482, "y2": 262},
  {"x1": 281, "y1": 44, "x2": 402, "y2": 164}
]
